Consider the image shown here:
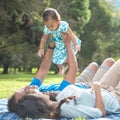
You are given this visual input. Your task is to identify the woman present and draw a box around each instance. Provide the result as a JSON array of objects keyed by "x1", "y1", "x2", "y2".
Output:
[{"x1": 8, "y1": 35, "x2": 120, "y2": 119}]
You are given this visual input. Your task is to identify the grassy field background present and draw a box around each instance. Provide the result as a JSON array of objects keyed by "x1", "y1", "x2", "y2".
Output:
[{"x1": 0, "y1": 71, "x2": 63, "y2": 99}]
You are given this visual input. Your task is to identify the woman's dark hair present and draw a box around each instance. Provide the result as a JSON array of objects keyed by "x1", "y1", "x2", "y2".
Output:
[
  {"x1": 16, "y1": 95, "x2": 72, "y2": 119},
  {"x1": 8, "y1": 94, "x2": 18, "y2": 112},
  {"x1": 42, "y1": 8, "x2": 61, "y2": 22},
  {"x1": 8, "y1": 93, "x2": 76, "y2": 119},
  {"x1": 16, "y1": 95, "x2": 53, "y2": 119},
  {"x1": 50, "y1": 96, "x2": 76, "y2": 118}
]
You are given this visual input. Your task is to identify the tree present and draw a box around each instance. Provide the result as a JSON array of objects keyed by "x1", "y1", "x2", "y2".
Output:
[
  {"x1": 50, "y1": 0, "x2": 91, "y2": 35},
  {"x1": 105, "y1": 7, "x2": 120, "y2": 60},
  {"x1": 0, "y1": 0, "x2": 46, "y2": 74},
  {"x1": 80, "y1": 0, "x2": 115, "y2": 67}
]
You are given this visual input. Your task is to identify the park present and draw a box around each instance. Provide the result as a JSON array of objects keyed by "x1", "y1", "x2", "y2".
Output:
[{"x1": 0, "y1": 0, "x2": 120, "y2": 120}]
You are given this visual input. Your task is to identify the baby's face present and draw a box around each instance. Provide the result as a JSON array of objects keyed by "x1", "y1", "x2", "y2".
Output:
[{"x1": 45, "y1": 17, "x2": 60, "y2": 31}]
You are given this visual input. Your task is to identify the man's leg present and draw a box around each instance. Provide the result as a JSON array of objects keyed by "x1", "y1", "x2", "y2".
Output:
[
  {"x1": 75, "y1": 62, "x2": 98, "y2": 87},
  {"x1": 99, "y1": 59, "x2": 120, "y2": 103},
  {"x1": 92, "y1": 58, "x2": 115, "y2": 82},
  {"x1": 30, "y1": 42, "x2": 55, "y2": 87},
  {"x1": 100, "y1": 59, "x2": 120, "y2": 88},
  {"x1": 75, "y1": 58, "x2": 115, "y2": 87}
]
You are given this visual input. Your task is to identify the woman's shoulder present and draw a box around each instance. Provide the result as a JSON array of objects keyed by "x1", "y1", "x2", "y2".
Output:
[
  {"x1": 56, "y1": 85, "x2": 88, "y2": 101},
  {"x1": 56, "y1": 85, "x2": 80, "y2": 101}
]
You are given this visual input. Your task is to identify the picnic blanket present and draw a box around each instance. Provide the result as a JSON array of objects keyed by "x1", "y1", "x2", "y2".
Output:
[{"x1": 0, "y1": 98, "x2": 120, "y2": 120}]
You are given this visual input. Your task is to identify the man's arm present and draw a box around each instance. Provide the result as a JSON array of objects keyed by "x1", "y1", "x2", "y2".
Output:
[
  {"x1": 35, "y1": 42, "x2": 55, "y2": 81},
  {"x1": 30, "y1": 42, "x2": 55, "y2": 86}
]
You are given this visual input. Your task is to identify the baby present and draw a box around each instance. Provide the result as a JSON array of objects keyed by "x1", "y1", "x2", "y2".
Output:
[{"x1": 38, "y1": 8, "x2": 81, "y2": 76}]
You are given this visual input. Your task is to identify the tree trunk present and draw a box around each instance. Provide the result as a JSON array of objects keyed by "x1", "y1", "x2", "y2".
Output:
[{"x1": 2, "y1": 63, "x2": 9, "y2": 74}]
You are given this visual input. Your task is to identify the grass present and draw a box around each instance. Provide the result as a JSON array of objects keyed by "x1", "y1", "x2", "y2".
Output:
[
  {"x1": 0, "y1": 72, "x2": 63, "y2": 99},
  {"x1": 0, "y1": 71, "x2": 85, "y2": 120}
]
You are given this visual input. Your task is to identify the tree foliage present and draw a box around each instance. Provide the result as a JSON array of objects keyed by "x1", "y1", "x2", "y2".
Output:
[
  {"x1": 80, "y1": 0, "x2": 120, "y2": 67},
  {"x1": 0, "y1": 0, "x2": 90, "y2": 74},
  {"x1": 0, "y1": 0, "x2": 120, "y2": 74},
  {"x1": 0, "y1": 0, "x2": 45, "y2": 73}
]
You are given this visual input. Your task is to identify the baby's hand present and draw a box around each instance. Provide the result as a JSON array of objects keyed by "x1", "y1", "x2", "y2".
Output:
[
  {"x1": 74, "y1": 44, "x2": 80, "y2": 52},
  {"x1": 38, "y1": 48, "x2": 44, "y2": 57}
]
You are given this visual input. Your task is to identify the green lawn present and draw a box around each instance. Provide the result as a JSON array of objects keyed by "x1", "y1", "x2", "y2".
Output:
[
  {"x1": 0, "y1": 72, "x2": 63, "y2": 99},
  {"x1": 0, "y1": 72, "x2": 85, "y2": 120}
]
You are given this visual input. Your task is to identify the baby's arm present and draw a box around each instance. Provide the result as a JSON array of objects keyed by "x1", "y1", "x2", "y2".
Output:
[
  {"x1": 38, "y1": 34, "x2": 48, "y2": 57},
  {"x1": 66, "y1": 27, "x2": 80, "y2": 52}
]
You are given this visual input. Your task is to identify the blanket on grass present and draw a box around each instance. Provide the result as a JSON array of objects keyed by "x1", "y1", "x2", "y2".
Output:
[{"x1": 0, "y1": 98, "x2": 120, "y2": 120}]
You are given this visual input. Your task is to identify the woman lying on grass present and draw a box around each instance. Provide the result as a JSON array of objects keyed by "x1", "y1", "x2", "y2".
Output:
[{"x1": 8, "y1": 35, "x2": 120, "y2": 119}]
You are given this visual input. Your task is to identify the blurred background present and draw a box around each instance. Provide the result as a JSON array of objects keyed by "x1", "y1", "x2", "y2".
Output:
[{"x1": 0, "y1": 0, "x2": 120, "y2": 74}]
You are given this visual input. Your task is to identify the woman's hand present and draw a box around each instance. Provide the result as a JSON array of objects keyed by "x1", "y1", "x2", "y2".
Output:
[{"x1": 92, "y1": 82, "x2": 101, "y2": 91}]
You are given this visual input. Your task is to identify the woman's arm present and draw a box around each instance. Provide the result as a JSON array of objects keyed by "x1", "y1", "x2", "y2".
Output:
[{"x1": 92, "y1": 83, "x2": 106, "y2": 117}]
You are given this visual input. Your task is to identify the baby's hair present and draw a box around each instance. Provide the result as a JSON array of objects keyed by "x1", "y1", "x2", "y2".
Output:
[{"x1": 42, "y1": 8, "x2": 61, "y2": 22}]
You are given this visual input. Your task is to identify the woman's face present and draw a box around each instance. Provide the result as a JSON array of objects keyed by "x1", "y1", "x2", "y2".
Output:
[
  {"x1": 14, "y1": 86, "x2": 50, "y2": 102},
  {"x1": 14, "y1": 86, "x2": 39, "y2": 101}
]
